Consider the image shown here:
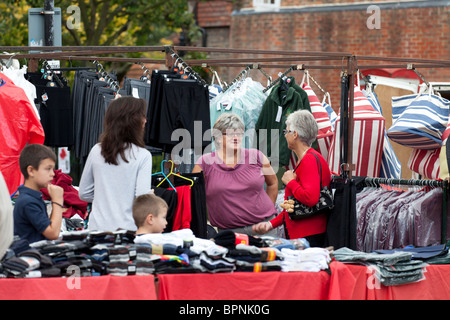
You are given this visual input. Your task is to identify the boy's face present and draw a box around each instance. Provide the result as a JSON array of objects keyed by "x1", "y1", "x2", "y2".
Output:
[
  {"x1": 152, "y1": 208, "x2": 168, "y2": 233},
  {"x1": 28, "y1": 158, "x2": 56, "y2": 190}
]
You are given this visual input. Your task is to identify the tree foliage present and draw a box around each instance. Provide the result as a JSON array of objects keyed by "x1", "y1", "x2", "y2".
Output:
[{"x1": 0, "y1": 0, "x2": 197, "y2": 47}]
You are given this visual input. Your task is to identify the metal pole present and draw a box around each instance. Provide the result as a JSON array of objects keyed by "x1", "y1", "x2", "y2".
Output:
[
  {"x1": 43, "y1": 0, "x2": 55, "y2": 46},
  {"x1": 346, "y1": 56, "x2": 356, "y2": 179}
]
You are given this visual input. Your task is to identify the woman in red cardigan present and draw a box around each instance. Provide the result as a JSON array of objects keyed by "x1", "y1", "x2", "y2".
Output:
[{"x1": 253, "y1": 110, "x2": 331, "y2": 247}]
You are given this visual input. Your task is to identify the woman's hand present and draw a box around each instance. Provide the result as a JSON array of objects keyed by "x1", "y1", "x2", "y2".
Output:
[
  {"x1": 281, "y1": 170, "x2": 297, "y2": 185},
  {"x1": 252, "y1": 221, "x2": 273, "y2": 235}
]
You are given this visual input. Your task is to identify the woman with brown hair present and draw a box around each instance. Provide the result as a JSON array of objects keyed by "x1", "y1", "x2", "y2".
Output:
[{"x1": 79, "y1": 96, "x2": 153, "y2": 231}]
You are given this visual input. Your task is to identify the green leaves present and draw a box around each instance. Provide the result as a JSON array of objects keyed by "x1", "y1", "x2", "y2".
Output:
[{"x1": 1, "y1": 0, "x2": 196, "y2": 47}]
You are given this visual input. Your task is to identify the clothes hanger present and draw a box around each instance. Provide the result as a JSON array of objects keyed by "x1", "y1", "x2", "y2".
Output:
[
  {"x1": 152, "y1": 160, "x2": 177, "y2": 192},
  {"x1": 209, "y1": 67, "x2": 223, "y2": 89},
  {"x1": 263, "y1": 65, "x2": 298, "y2": 93},
  {"x1": 156, "y1": 160, "x2": 194, "y2": 188},
  {"x1": 255, "y1": 64, "x2": 272, "y2": 87}
]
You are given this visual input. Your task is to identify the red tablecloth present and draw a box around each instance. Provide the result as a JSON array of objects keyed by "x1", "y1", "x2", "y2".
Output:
[
  {"x1": 346, "y1": 264, "x2": 450, "y2": 300},
  {"x1": 2, "y1": 263, "x2": 450, "y2": 300},
  {"x1": 0, "y1": 274, "x2": 157, "y2": 300},
  {"x1": 157, "y1": 261, "x2": 357, "y2": 300}
]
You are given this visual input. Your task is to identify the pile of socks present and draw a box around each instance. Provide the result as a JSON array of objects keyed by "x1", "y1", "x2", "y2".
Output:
[
  {"x1": 0, "y1": 229, "x2": 332, "y2": 278},
  {"x1": 195, "y1": 245, "x2": 235, "y2": 273},
  {"x1": 107, "y1": 244, "x2": 162, "y2": 276},
  {"x1": 135, "y1": 230, "x2": 326, "y2": 274},
  {"x1": 0, "y1": 238, "x2": 65, "y2": 278},
  {"x1": 0, "y1": 230, "x2": 138, "y2": 278}
]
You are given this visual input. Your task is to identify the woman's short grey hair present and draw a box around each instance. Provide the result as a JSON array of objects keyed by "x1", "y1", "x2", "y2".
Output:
[
  {"x1": 212, "y1": 113, "x2": 245, "y2": 141},
  {"x1": 285, "y1": 110, "x2": 318, "y2": 146}
]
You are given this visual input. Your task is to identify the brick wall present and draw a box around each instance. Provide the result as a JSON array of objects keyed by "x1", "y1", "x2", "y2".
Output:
[
  {"x1": 196, "y1": 1, "x2": 450, "y2": 112},
  {"x1": 229, "y1": 2, "x2": 450, "y2": 109}
]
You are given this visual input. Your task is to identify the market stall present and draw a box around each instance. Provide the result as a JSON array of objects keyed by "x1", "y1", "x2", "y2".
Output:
[{"x1": 1, "y1": 46, "x2": 450, "y2": 301}]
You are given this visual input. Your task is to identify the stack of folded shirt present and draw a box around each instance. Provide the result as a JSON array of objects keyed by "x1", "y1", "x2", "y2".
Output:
[
  {"x1": 280, "y1": 247, "x2": 331, "y2": 272},
  {"x1": 333, "y1": 247, "x2": 428, "y2": 286},
  {"x1": 371, "y1": 259, "x2": 428, "y2": 286}
]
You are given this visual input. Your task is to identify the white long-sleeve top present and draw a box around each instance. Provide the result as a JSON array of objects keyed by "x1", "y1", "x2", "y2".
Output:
[{"x1": 79, "y1": 143, "x2": 152, "y2": 231}]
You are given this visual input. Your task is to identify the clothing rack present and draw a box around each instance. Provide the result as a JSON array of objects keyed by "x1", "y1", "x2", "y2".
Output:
[
  {"x1": 363, "y1": 177, "x2": 446, "y2": 188},
  {"x1": 91, "y1": 60, "x2": 120, "y2": 93},
  {"x1": 222, "y1": 63, "x2": 274, "y2": 92},
  {"x1": 2, "y1": 45, "x2": 448, "y2": 177},
  {"x1": 262, "y1": 64, "x2": 304, "y2": 93},
  {"x1": 136, "y1": 62, "x2": 151, "y2": 80},
  {"x1": 2, "y1": 46, "x2": 449, "y2": 174},
  {"x1": 164, "y1": 46, "x2": 208, "y2": 86},
  {"x1": 41, "y1": 60, "x2": 65, "y2": 88},
  {"x1": 222, "y1": 64, "x2": 252, "y2": 92},
  {"x1": 2, "y1": 45, "x2": 450, "y2": 245},
  {"x1": 362, "y1": 177, "x2": 448, "y2": 245}
]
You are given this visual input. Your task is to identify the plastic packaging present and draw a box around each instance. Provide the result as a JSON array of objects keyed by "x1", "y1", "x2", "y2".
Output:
[{"x1": 0, "y1": 73, "x2": 45, "y2": 195}]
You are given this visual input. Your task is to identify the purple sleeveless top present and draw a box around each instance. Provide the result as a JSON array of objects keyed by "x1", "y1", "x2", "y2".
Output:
[{"x1": 196, "y1": 148, "x2": 277, "y2": 229}]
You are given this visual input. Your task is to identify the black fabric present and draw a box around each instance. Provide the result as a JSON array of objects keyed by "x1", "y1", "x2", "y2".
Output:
[
  {"x1": 36, "y1": 86, "x2": 73, "y2": 147},
  {"x1": 153, "y1": 172, "x2": 208, "y2": 239},
  {"x1": 157, "y1": 79, "x2": 210, "y2": 150},
  {"x1": 213, "y1": 230, "x2": 267, "y2": 248},
  {"x1": 339, "y1": 73, "x2": 349, "y2": 166},
  {"x1": 145, "y1": 70, "x2": 178, "y2": 148},
  {"x1": 144, "y1": 70, "x2": 210, "y2": 153},
  {"x1": 153, "y1": 186, "x2": 178, "y2": 233},
  {"x1": 374, "y1": 244, "x2": 448, "y2": 260},
  {"x1": 305, "y1": 232, "x2": 326, "y2": 248},
  {"x1": 26, "y1": 73, "x2": 73, "y2": 147},
  {"x1": 123, "y1": 77, "x2": 151, "y2": 105},
  {"x1": 325, "y1": 178, "x2": 358, "y2": 250},
  {"x1": 174, "y1": 172, "x2": 208, "y2": 239},
  {"x1": 71, "y1": 71, "x2": 117, "y2": 164}
]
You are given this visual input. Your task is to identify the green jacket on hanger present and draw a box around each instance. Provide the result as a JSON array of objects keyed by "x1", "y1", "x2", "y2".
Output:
[{"x1": 255, "y1": 76, "x2": 314, "y2": 167}]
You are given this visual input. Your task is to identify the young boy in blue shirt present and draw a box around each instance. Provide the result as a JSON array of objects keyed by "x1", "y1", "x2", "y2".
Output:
[{"x1": 13, "y1": 144, "x2": 64, "y2": 243}]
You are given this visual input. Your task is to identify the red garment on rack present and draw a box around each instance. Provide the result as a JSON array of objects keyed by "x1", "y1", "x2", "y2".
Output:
[
  {"x1": 0, "y1": 73, "x2": 45, "y2": 195},
  {"x1": 41, "y1": 169, "x2": 89, "y2": 219},
  {"x1": 169, "y1": 185, "x2": 192, "y2": 231}
]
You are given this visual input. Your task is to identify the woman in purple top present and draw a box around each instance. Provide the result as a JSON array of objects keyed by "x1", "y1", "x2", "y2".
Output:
[{"x1": 193, "y1": 113, "x2": 278, "y2": 236}]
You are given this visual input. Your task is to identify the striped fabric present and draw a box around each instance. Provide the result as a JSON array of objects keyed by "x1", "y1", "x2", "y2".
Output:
[
  {"x1": 363, "y1": 89, "x2": 402, "y2": 179},
  {"x1": 302, "y1": 83, "x2": 334, "y2": 161},
  {"x1": 442, "y1": 121, "x2": 450, "y2": 146},
  {"x1": 407, "y1": 148, "x2": 440, "y2": 179},
  {"x1": 328, "y1": 85, "x2": 385, "y2": 177},
  {"x1": 387, "y1": 89, "x2": 450, "y2": 150},
  {"x1": 302, "y1": 83, "x2": 333, "y2": 134}
]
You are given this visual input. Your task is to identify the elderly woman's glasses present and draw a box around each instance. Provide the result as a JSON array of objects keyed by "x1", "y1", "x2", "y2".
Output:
[
  {"x1": 283, "y1": 129, "x2": 294, "y2": 135},
  {"x1": 222, "y1": 131, "x2": 244, "y2": 138}
]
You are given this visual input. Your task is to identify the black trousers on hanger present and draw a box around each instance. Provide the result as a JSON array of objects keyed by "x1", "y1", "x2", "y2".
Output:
[
  {"x1": 325, "y1": 178, "x2": 359, "y2": 250},
  {"x1": 36, "y1": 85, "x2": 73, "y2": 147}
]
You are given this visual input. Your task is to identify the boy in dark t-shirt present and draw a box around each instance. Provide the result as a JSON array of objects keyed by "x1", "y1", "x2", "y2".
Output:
[{"x1": 13, "y1": 144, "x2": 64, "y2": 243}]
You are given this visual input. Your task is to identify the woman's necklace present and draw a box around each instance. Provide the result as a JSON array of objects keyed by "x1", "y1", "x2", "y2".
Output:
[
  {"x1": 300, "y1": 147, "x2": 310, "y2": 160},
  {"x1": 294, "y1": 147, "x2": 310, "y2": 171}
]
